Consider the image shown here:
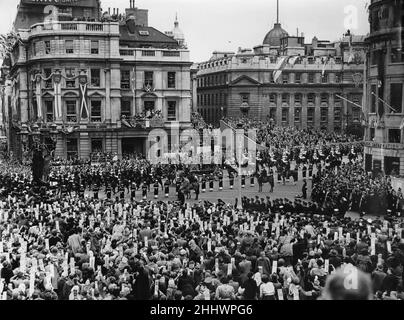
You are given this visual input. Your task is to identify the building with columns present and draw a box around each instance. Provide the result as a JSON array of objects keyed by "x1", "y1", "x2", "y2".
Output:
[
  {"x1": 363, "y1": 0, "x2": 404, "y2": 176},
  {"x1": 0, "y1": 0, "x2": 192, "y2": 160},
  {"x1": 196, "y1": 5, "x2": 366, "y2": 130}
]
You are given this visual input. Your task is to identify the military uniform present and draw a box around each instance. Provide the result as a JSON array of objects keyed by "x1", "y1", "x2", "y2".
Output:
[
  {"x1": 93, "y1": 183, "x2": 100, "y2": 200},
  {"x1": 218, "y1": 173, "x2": 223, "y2": 190},
  {"x1": 209, "y1": 174, "x2": 214, "y2": 192},
  {"x1": 229, "y1": 172, "x2": 234, "y2": 189},
  {"x1": 164, "y1": 180, "x2": 170, "y2": 198},
  {"x1": 142, "y1": 183, "x2": 148, "y2": 200},
  {"x1": 250, "y1": 174, "x2": 255, "y2": 187},
  {"x1": 201, "y1": 175, "x2": 207, "y2": 193},
  {"x1": 241, "y1": 175, "x2": 245, "y2": 188},
  {"x1": 106, "y1": 184, "x2": 112, "y2": 200},
  {"x1": 153, "y1": 181, "x2": 159, "y2": 199},
  {"x1": 130, "y1": 182, "x2": 136, "y2": 201}
]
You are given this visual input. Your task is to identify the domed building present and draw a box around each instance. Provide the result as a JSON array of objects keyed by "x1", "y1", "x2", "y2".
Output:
[
  {"x1": 165, "y1": 14, "x2": 187, "y2": 48},
  {"x1": 263, "y1": 22, "x2": 289, "y2": 47}
]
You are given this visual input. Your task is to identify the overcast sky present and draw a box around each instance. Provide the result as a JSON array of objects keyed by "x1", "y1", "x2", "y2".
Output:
[{"x1": 0, "y1": 0, "x2": 370, "y2": 62}]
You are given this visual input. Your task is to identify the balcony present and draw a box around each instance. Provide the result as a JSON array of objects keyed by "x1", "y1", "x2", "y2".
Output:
[
  {"x1": 119, "y1": 48, "x2": 190, "y2": 63},
  {"x1": 24, "y1": 21, "x2": 120, "y2": 39}
]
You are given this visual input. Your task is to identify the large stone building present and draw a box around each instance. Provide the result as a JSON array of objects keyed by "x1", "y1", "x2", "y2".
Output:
[
  {"x1": 0, "y1": 0, "x2": 192, "y2": 160},
  {"x1": 364, "y1": 0, "x2": 404, "y2": 176},
  {"x1": 196, "y1": 8, "x2": 366, "y2": 130}
]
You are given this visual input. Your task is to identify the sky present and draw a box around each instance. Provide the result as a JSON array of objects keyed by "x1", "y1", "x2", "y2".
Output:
[{"x1": 0, "y1": 0, "x2": 370, "y2": 63}]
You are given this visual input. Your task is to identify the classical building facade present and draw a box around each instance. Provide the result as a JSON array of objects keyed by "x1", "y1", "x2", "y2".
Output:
[
  {"x1": 196, "y1": 16, "x2": 366, "y2": 130},
  {"x1": 364, "y1": 0, "x2": 404, "y2": 176},
  {"x1": 1, "y1": 0, "x2": 192, "y2": 160}
]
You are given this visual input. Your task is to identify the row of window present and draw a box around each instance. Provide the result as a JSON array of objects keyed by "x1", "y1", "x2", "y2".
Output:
[
  {"x1": 39, "y1": 68, "x2": 178, "y2": 90},
  {"x1": 368, "y1": 128, "x2": 402, "y2": 144},
  {"x1": 32, "y1": 40, "x2": 100, "y2": 57},
  {"x1": 371, "y1": 48, "x2": 404, "y2": 65},
  {"x1": 200, "y1": 106, "x2": 360, "y2": 125},
  {"x1": 34, "y1": 99, "x2": 178, "y2": 122},
  {"x1": 197, "y1": 72, "x2": 342, "y2": 87},
  {"x1": 370, "y1": 83, "x2": 403, "y2": 114},
  {"x1": 197, "y1": 92, "x2": 360, "y2": 107},
  {"x1": 120, "y1": 71, "x2": 177, "y2": 89}
]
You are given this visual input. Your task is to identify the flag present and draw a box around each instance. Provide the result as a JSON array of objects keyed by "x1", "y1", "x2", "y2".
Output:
[
  {"x1": 377, "y1": 50, "x2": 385, "y2": 118},
  {"x1": 288, "y1": 56, "x2": 299, "y2": 66},
  {"x1": 400, "y1": 118, "x2": 404, "y2": 131},
  {"x1": 273, "y1": 56, "x2": 288, "y2": 83},
  {"x1": 79, "y1": 82, "x2": 89, "y2": 120},
  {"x1": 321, "y1": 57, "x2": 329, "y2": 77},
  {"x1": 35, "y1": 76, "x2": 42, "y2": 119},
  {"x1": 53, "y1": 74, "x2": 62, "y2": 120}
]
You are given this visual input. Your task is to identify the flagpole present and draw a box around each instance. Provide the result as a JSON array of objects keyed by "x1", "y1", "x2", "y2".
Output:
[
  {"x1": 371, "y1": 92, "x2": 397, "y2": 113},
  {"x1": 335, "y1": 94, "x2": 363, "y2": 109}
]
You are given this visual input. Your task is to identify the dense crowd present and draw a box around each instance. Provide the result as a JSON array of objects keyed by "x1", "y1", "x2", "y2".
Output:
[{"x1": 0, "y1": 156, "x2": 403, "y2": 300}]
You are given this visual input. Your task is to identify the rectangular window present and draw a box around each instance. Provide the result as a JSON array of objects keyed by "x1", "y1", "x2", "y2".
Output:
[
  {"x1": 91, "y1": 40, "x2": 99, "y2": 54},
  {"x1": 370, "y1": 128, "x2": 375, "y2": 140},
  {"x1": 45, "y1": 100, "x2": 54, "y2": 122},
  {"x1": 335, "y1": 74, "x2": 341, "y2": 83},
  {"x1": 282, "y1": 73, "x2": 289, "y2": 84},
  {"x1": 307, "y1": 108, "x2": 314, "y2": 122},
  {"x1": 144, "y1": 71, "x2": 154, "y2": 87},
  {"x1": 91, "y1": 100, "x2": 102, "y2": 122},
  {"x1": 295, "y1": 73, "x2": 301, "y2": 84},
  {"x1": 308, "y1": 73, "x2": 314, "y2": 83},
  {"x1": 294, "y1": 93, "x2": 301, "y2": 104},
  {"x1": 167, "y1": 101, "x2": 177, "y2": 121},
  {"x1": 91, "y1": 139, "x2": 103, "y2": 153},
  {"x1": 321, "y1": 93, "x2": 329, "y2": 104},
  {"x1": 121, "y1": 70, "x2": 130, "y2": 89},
  {"x1": 65, "y1": 68, "x2": 76, "y2": 88},
  {"x1": 144, "y1": 101, "x2": 155, "y2": 112},
  {"x1": 282, "y1": 93, "x2": 289, "y2": 104},
  {"x1": 282, "y1": 108, "x2": 288, "y2": 123},
  {"x1": 65, "y1": 40, "x2": 74, "y2": 54},
  {"x1": 321, "y1": 108, "x2": 328, "y2": 122},
  {"x1": 352, "y1": 109, "x2": 360, "y2": 122},
  {"x1": 308, "y1": 93, "x2": 315, "y2": 104},
  {"x1": 390, "y1": 83, "x2": 403, "y2": 113},
  {"x1": 44, "y1": 68, "x2": 53, "y2": 89},
  {"x1": 66, "y1": 100, "x2": 77, "y2": 122},
  {"x1": 388, "y1": 129, "x2": 401, "y2": 143},
  {"x1": 91, "y1": 69, "x2": 100, "y2": 87},
  {"x1": 241, "y1": 93, "x2": 250, "y2": 104},
  {"x1": 391, "y1": 48, "x2": 404, "y2": 63},
  {"x1": 168, "y1": 72, "x2": 176, "y2": 89},
  {"x1": 121, "y1": 99, "x2": 131, "y2": 117},
  {"x1": 66, "y1": 138, "x2": 78, "y2": 160},
  {"x1": 322, "y1": 74, "x2": 328, "y2": 83},
  {"x1": 269, "y1": 108, "x2": 276, "y2": 121},
  {"x1": 45, "y1": 41, "x2": 51, "y2": 54},
  {"x1": 269, "y1": 93, "x2": 276, "y2": 104},
  {"x1": 334, "y1": 107, "x2": 341, "y2": 122},
  {"x1": 294, "y1": 108, "x2": 301, "y2": 122},
  {"x1": 371, "y1": 85, "x2": 377, "y2": 113}
]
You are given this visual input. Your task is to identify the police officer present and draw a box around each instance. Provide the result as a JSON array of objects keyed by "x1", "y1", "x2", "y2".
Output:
[
  {"x1": 119, "y1": 183, "x2": 125, "y2": 200},
  {"x1": 164, "y1": 179, "x2": 170, "y2": 198},
  {"x1": 93, "y1": 182, "x2": 100, "y2": 200},
  {"x1": 106, "y1": 183, "x2": 112, "y2": 200},
  {"x1": 218, "y1": 172, "x2": 223, "y2": 191},
  {"x1": 142, "y1": 183, "x2": 148, "y2": 200},
  {"x1": 209, "y1": 174, "x2": 214, "y2": 192},
  {"x1": 229, "y1": 172, "x2": 234, "y2": 190},
  {"x1": 130, "y1": 181, "x2": 137, "y2": 201},
  {"x1": 201, "y1": 174, "x2": 207, "y2": 193},
  {"x1": 154, "y1": 180, "x2": 159, "y2": 199},
  {"x1": 250, "y1": 174, "x2": 255, "y2": 187}
]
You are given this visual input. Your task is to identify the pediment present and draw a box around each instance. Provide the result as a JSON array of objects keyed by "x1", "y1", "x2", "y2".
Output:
[{"x1": 229, "y1": 75, "x2": 261, "y2": 86}]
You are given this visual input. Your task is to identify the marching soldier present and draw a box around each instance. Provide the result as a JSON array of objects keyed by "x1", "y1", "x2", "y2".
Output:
[
  {"x1": 164, "y1": 179, "x2": 170, "y2": 198},
  {"x1": 250, "y1": 174, "x2": 255, "y2": 187},
  {"x1": 142, "y1": 183, "x2": 148, "y2": 200},
  {"x1": 218, "y1": 172, "x2": 223, "y2": 191},
  {"x1": 229, "y1": 172, "x2": 234, "y2": 190},
  {"x1": 154, "y1": 180, "x2": 159, "y2": 199},
  {"x1": 201, "y1": 174, "x2": 207, "y2": 193},
  {"x1": 209, "y1": 174, "x2": 214, "y2": 192}
]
